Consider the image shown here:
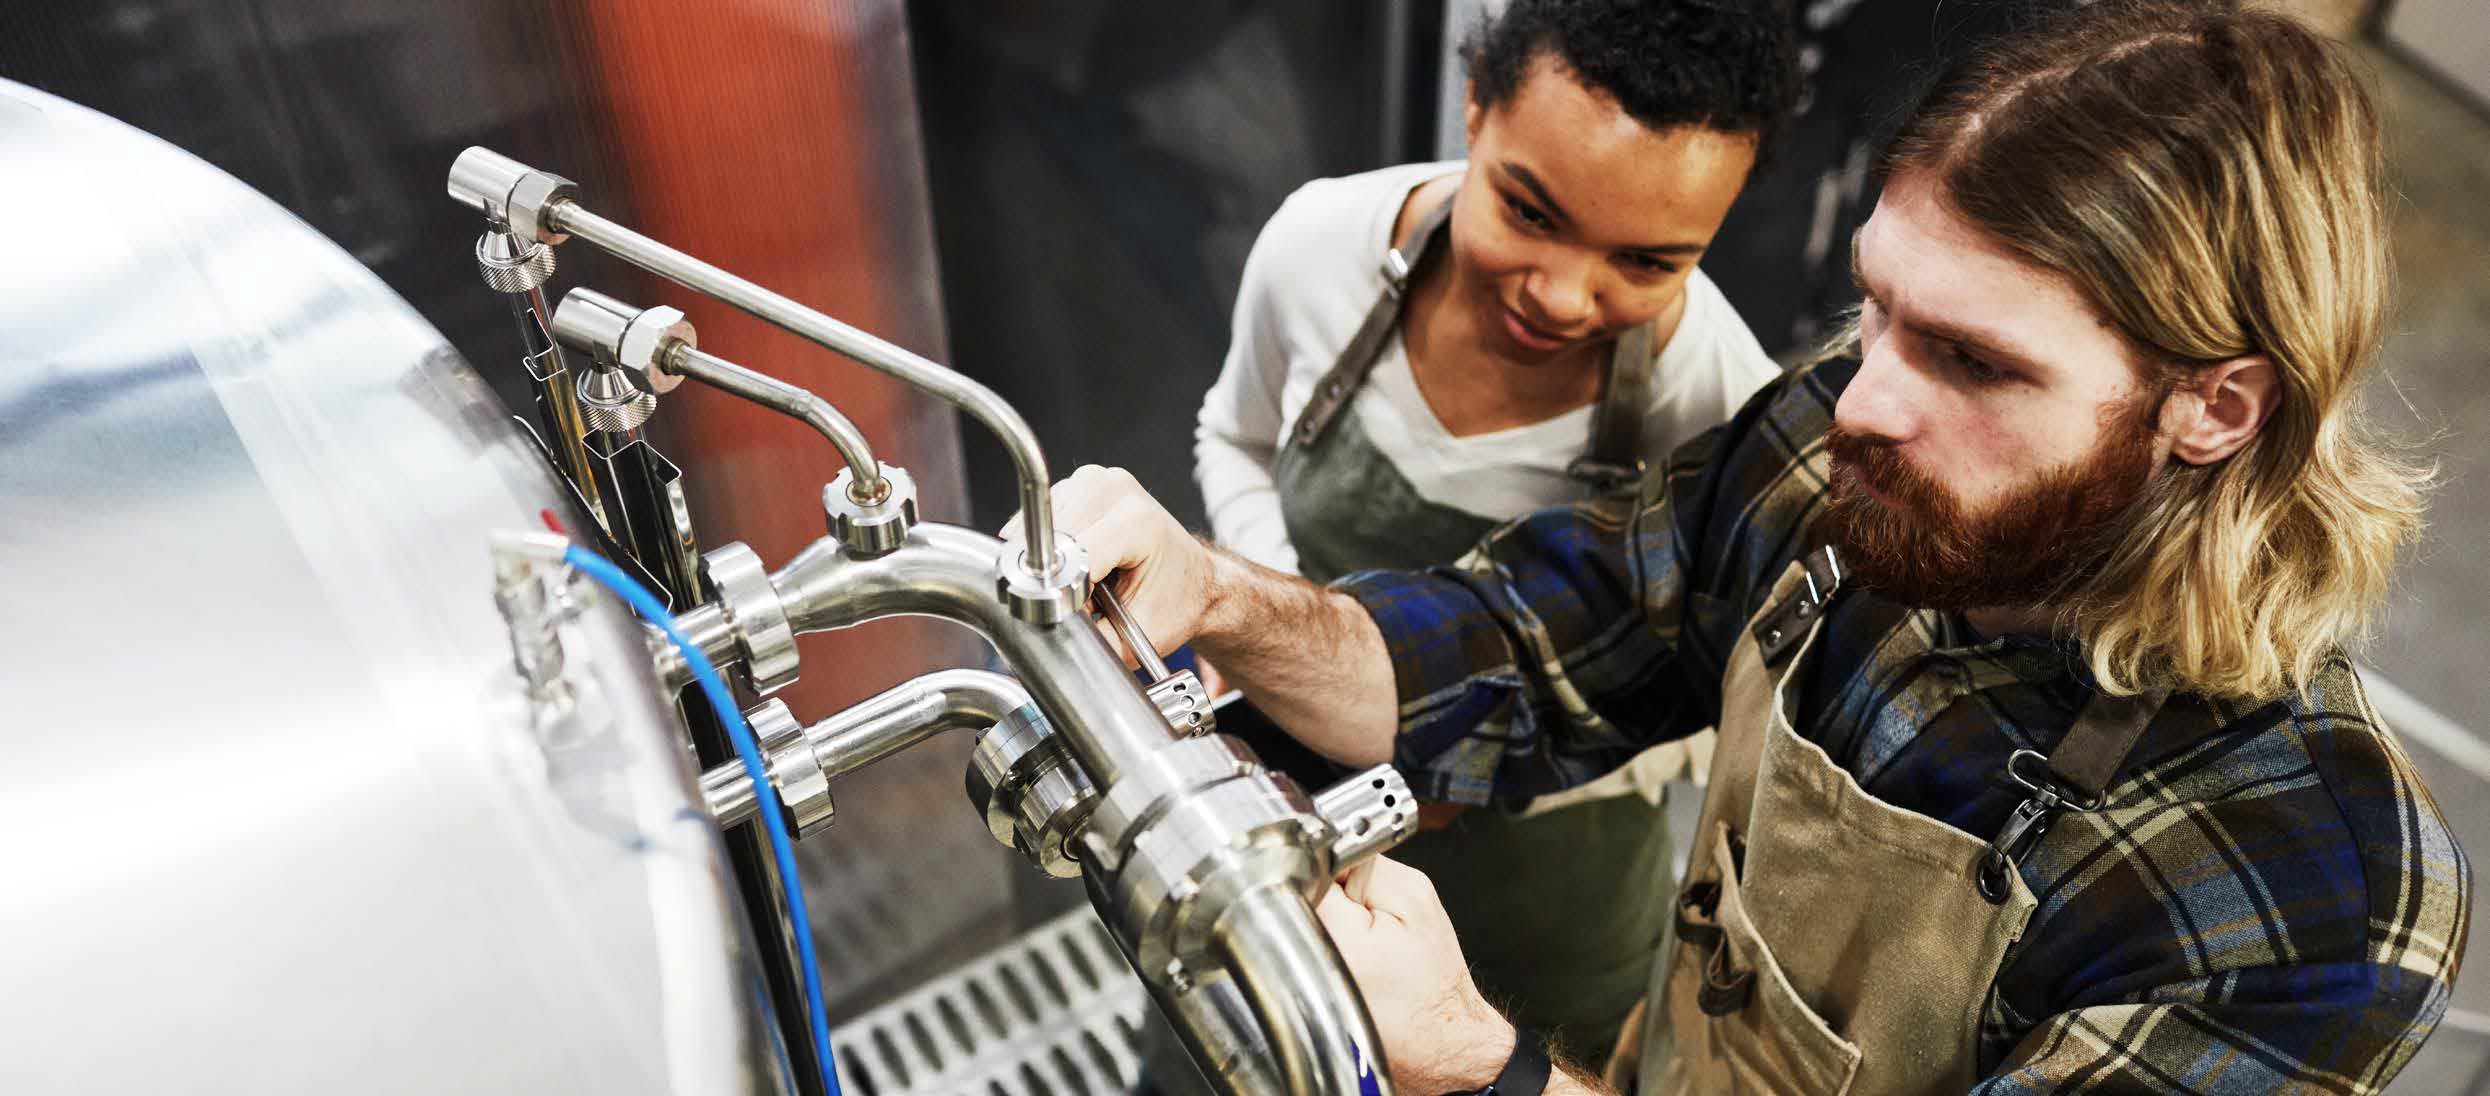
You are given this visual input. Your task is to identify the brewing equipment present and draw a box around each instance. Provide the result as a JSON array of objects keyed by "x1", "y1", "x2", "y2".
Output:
[
  {"x1": 2, "y1": 73, "x2": 1415, "y2": 1096},
  {"x1": 447, "y1": 144, "x2": 1419, "y2": 1096},
  {"x1": 0, "y1": 79, "x2": 774, "y2": 1095}
]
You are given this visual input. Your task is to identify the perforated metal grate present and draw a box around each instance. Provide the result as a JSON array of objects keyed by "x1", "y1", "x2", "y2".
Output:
[{"x1": 830, "y1": 910, "x2": 1149, "y2": 1096}]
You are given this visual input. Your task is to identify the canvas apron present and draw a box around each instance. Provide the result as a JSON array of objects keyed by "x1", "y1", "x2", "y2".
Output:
[
  {"x1": 1273, "y1": 195, "x2": 1684, "y2": 1062},
  {"x1": 1609, "y1": 550, "x2": 2164, "y2": 1095}
]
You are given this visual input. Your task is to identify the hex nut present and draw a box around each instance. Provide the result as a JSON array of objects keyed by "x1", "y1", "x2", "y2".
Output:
[
  {"x1": 617, "y1": 304, "x2": 691, "y2": 395},
  {"x1": 506, "y1": 170, "x2": 579, "y2": 246}
]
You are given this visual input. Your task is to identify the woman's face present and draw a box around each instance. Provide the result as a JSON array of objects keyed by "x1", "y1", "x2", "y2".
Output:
[{"x1": 1453, "y1": 55, "x2": 1757, "y2": 364}]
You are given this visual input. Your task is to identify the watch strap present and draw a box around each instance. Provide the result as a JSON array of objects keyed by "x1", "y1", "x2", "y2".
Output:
[{"x1": 1480, "y1": 1032, "x2": 1551, "y2": 1096}]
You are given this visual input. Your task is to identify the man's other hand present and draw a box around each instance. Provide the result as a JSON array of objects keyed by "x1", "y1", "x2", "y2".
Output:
[{"x1": 1316, "y1": 857, "x2": 1515, "y2": 1094}]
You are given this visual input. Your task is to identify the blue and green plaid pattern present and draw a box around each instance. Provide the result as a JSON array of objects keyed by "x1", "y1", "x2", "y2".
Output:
[{"x1": 1338, "y1": 358, "x2": 2469, "y2": 1092}]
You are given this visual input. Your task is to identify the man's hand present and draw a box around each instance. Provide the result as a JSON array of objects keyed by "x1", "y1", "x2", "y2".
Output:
[
  {"x1": 1011, "y1": 466, "x2": 1402, "y2": 768},
  {"x1": 1316, "y1": 857, "x2": 1515, "y2": 1094},
  {"x1": 1006, "y1": 464, "x2": 1225, "y2": 657}
]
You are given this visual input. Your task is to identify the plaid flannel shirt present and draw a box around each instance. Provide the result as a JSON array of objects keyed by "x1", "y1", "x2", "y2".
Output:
[{"x1": 1339, "y1": 357, "x2": 2470, "y2": 1093}]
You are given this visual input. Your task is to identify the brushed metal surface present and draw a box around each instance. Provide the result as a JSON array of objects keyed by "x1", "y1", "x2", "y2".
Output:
[{"x1": 0, "y1": 79, "x2": 779, "y2": 1095}]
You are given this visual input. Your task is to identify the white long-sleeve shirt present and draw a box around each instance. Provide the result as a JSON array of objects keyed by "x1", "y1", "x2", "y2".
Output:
[{"x1": 1194, "y1": 161, "x2": 1784, "y2": 574}]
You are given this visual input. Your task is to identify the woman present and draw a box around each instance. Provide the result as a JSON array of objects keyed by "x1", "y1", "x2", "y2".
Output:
[{"x1": 1185, "y1": 0, "x2": 1799, "y2": 1072}]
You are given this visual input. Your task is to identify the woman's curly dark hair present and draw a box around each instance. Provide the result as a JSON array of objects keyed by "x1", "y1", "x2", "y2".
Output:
[{"x1": 1462, "y1": 0, "x2": 1802, "y2": 160}]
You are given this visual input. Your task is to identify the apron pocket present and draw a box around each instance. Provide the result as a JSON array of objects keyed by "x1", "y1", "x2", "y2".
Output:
[{"x1": 1668, "y1": 823, "x2": 1861, "y2": 1096}]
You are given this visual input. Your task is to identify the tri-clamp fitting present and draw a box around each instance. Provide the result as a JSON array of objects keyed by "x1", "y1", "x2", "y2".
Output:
[
  {"x1": 825, "y1": 465, "x2": 915, "y2": 557},
  {"x1": 967, "y1": 708, "x2": 1099, "y2": 878},
  {"x1": 998, "y1": 534, "x2": 1091, "y2": 627},
  {"x1": 699, "y1": 542, "x2": 802, "y2": 694}
]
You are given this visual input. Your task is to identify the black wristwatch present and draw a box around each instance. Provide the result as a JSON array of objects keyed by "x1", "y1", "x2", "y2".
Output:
[{"x1": 1477, "y1": 1033, "x2": 1552, "y2": 1096}]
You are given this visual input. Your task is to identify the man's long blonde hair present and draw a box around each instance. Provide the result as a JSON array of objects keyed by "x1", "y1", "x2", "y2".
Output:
[{"x1": 1870, "y1": 1, "x2": 2428, "y2": 700}]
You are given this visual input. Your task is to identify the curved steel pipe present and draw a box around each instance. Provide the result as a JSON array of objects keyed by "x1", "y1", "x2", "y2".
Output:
[
  {"x1": 764, "y1": 523, "x2": 1188, "y2": 794},
  {"x1": 703, "y1": 669, "x2": 1029, "y2": 828},
  {"x1": 1214, "y1": 885, "x2": 1395, "y2": 1096},
  {"x1": 543, "y1": 199, "x2": 1061, "y2": 577},
  {"x1": 679, "y1": 523, "x2": 1387, "y2": 1093},
  {"x1": 660, "y1": 344, "x2": 888, "y2": 504},
  {"x1": 1138, "y1": 973, "x2": 1286, "y2": 1096}
]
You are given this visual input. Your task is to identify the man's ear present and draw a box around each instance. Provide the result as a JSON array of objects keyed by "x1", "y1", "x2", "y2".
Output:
[
  {"x1": 1463, "y1": 80, "x2": 1483, "y2": 147},
  {"x1": 2168, "y1": 355, "x2": 2280, "y2": 466}
]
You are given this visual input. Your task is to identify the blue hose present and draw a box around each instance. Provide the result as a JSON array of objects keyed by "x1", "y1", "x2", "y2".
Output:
[{"x1": 562, "y1": 544, "x2": 843, "y2": 1096}]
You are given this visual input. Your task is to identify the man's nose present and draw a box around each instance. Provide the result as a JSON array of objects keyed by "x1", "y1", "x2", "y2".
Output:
[{"x1": 1833, "y1": 334, "x2": 1922, "y2": 445}]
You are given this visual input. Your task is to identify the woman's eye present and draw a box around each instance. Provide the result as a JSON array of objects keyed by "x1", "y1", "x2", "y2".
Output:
[{"x1": 1503, "y1": 194, "x2": 1551, "y2": 230}]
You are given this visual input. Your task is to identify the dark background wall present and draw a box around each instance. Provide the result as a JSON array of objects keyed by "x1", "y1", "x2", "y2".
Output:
[{"x1": 908, "y1": 0, "x2": 1429, "y2": 533}]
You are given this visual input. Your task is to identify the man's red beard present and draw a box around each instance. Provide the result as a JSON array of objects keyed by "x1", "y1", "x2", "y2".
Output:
[{"x1": 1820, "y1": 401, "x2": 2164, "y2": 612}]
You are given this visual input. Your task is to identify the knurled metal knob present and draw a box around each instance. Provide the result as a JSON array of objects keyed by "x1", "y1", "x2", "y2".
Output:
[
  {"x1": 576, "y1": 366, "x2": 657, "y2": 434},
  {"x1": 474, "y1": 230, "x2": 556, "y2": 293}
]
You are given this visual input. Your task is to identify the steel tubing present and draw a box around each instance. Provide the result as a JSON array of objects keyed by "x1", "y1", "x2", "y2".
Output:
[
  {"x1": 770, "y1": 523, "x2": 1189, "y2": 794},
  {"x1": 704, "y1": 669, "x2": 1031, "y2": 828},
  {"x1": 544, "y1": 199, "x2": 1061, "y2": 577},
  {"x1": 1136, "y1": 974, "x2": 1285, "y2": 1096},
  {"x1": 662, "y1": 344, "x2": 888, "y2": 504},
  {"x1": 648, "y1": 609, "x2": 740, "y2": 691},
  {"x1": 1213, "y1": 885, "x2": 1395, "y2": 1096}
]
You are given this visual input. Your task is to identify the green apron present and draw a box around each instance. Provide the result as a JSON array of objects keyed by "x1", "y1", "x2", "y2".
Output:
[
  {"x1": 1138, "y1": 195, "x2": 1679, "y2": 1093},
  {"x1": 1271, "y1": 195, "x2": 1674, "y2": 1066}
]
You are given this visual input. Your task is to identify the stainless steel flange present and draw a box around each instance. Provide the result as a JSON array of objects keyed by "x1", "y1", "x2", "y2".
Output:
[{"x1": 700, "y1": 541, "x2": 800, "y2": 693}]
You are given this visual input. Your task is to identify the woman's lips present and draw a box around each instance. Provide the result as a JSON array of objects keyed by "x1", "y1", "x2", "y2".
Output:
[{"x1": 1499, "y1": 304, "x2": 1573, "y2": 353}]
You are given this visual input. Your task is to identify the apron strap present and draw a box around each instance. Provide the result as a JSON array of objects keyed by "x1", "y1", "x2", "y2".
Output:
[
  {"x1": 1976, "y1": 683, "x2": 2172, "y2": 902},
  {"x1": 1286, "y1": 196, "x2": 1455, "y2": 450},
  {"x1": 1751, "y1": 547, "x2": 1845, "y2": 668},
  {"x1": 1566, "y1": 323, "x2": 1657, "y2": 497},
  {"x1": 1284, "y1": 187, "x2": 1664, "y2": 499}
]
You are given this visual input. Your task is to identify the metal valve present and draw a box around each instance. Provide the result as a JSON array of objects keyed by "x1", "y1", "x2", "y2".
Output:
[{"x1": 1097, "y1": 585, "x2": 1215, "y2": 737}]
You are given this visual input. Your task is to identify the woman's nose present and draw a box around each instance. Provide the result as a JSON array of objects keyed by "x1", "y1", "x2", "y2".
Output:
[{"x1": 1523, "y1": 257, "x2": 1598, "y2": 329}]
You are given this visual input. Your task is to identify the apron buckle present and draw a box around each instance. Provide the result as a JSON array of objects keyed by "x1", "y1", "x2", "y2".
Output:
[
  {"x1": 1753, "y1": 548, "x2": 1845, "y2": 666},
  {"x1": 1381, "y1": 247, "x2": 1415, "y2": 299},
  {"x1": 1976, "y1": 749, "x2": 2101, "y2": 903},
  {"x1": 1564, "y1": 455, "x2": 1647, "y2": 495}
]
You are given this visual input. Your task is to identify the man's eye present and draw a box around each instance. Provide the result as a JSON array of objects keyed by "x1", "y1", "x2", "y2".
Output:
[
  {"x1": 1951, "y1": 344, "x2": 2008, "y2": 385},
  {"x1": 1622, "y1": 253, "x2": 1678, "y2": 276},
  {"x1": 1503, "y1": 194, "x2": 1551, "y2": 230}
]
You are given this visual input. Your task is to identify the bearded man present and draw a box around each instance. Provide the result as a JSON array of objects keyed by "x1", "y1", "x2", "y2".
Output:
[{"x1": 1035, "y1": 3, "x2": 2468, "y2": 1092}]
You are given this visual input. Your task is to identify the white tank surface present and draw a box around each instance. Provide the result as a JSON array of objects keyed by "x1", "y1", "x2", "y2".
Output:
[{"x1": 0, "y1": 79, "x2": 783, "y2": 1095}]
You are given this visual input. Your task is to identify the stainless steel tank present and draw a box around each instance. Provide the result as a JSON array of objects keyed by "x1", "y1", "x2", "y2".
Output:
[{"x1": 0, "y1": 78, "x2": 781, "y2": 1094}]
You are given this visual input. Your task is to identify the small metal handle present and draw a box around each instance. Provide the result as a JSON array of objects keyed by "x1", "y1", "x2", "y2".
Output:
[{"x1": 1092, "y1": 584, "x2": 1171, "y2": 681}]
